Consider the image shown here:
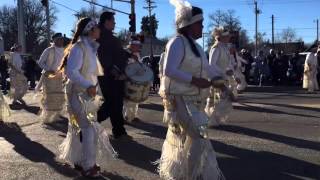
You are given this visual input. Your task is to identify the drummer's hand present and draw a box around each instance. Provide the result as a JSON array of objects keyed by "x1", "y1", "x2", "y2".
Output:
[
  {"x1": 87, "y1": 86, "x2": 97, "y2": 97},
  {"x1": 191, "y1": 77, "x2": 211, "y2": 88}
]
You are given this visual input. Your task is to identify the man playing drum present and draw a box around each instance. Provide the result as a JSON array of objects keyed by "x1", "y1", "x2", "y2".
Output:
[
  {"x1": 123, "y1": 35, "x2": 144, "y2": 122},
  {"x1": 37, "y1": 33, "x2": 66, "y2": 124}
]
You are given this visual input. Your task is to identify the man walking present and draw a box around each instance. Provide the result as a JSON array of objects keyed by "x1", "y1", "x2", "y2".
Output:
[{"x1": 97, "y1": 11, "x2": 133, "y2": 139}]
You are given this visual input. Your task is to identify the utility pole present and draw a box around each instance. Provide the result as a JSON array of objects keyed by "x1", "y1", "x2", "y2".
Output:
[
  {"x1": 271, "y1": 14, "x2": 274, "y2": 48},
  {"x1": 90, "y1": 0, "x2": 96, "y2": 18},
  {"x1": 254, "y1": 0, "x2": 261, "y2": 57},
  {"x1": 111, "y1": 0, "x2": 113, "y2": 8},
  {"x1": 131, "y1": 0, "x2": 135, "y2": 33},
  {"x1": 144, "y1": 0, "x2": 156, "y2": 58},
  {"x1": 317, "y1": 19, "x2": 319, "y2": 42},
  {"x1": 17, "y1": 0, "x2": 26, "y2": 53},
  {"x1": 46, "y1": 3, "x2": 51, "y2": 46}
]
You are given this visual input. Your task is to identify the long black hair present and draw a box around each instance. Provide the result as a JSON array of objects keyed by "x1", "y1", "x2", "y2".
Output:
[{"x1": 59, "y1": 17, "x2": 92, "y2": 70}]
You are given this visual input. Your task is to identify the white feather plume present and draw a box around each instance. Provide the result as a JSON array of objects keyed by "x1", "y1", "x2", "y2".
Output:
[
  {"x1": 169, "y1": 0, "x2": 192, "y2": 27},
  {"x1": 169, "y1": 0, "x2": 191, "y2": 9}
]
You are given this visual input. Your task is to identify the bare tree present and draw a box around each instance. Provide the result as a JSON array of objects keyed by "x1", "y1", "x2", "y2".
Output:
[
  {"x1": 280, "y1": 27, "x2": 297, "y2": 43},
  {"x1": 207, "y1": 9, "x2": 247, "y2": 49},
  {"x1": 0, "y1": 0, "x2": 57, "y2": 57},
  {"x1": 208, "y1": 9, "x2": 225, "y2": 28}
]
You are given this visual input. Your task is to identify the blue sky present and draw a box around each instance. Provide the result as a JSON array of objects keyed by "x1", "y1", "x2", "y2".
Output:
[{"x1": 1, "y1": 0, "x2": 320, "y2": 44}]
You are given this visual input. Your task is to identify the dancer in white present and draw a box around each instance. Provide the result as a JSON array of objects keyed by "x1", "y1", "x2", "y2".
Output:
[
  {"x1": 303, "y1": 47, "x2": 319, "y2": 93},
  {"x1": 0, "y1": 91, "x2": 10, "y2": 122},
  {"x1": 8, "y1": 44, "x2": 28, "y2": 105},
  {"x1": 123, "y1": 36, "x2": 142, "y2": 122},
  {"x1": 206, "y1": 27, "x2": 235, "y2": 126},
  {"x1": 37, "y1": 33, "x2": 66, "y2": 124},
  {"x1": 58, "y1": 17, "x2": 116, "y2": 178},
  {"x1": 158, "y1": 1, "x2": 224, "y2": 179},
  {"x1": 230, "y1": 48, "x2": 248, "y2": 92}
]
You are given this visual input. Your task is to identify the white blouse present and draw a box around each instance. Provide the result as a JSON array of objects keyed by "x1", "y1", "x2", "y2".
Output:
[
  {"x1": 66, "y1": 37, "x2": 99, "y2": 89},
  {"x1": 163, "y1": 36, "x2": 220, "y2": 83},
  {"x1": 208, "y1": 42, "x2": 233, "y2": 76},
  {"x1": 38, "y1": 45, "x2": 64, "y2": 72}
]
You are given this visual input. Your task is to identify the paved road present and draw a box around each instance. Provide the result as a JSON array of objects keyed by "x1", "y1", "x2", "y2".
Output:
[{"x1": 0, "y1": 87, "x2": 319, "y2": 180}]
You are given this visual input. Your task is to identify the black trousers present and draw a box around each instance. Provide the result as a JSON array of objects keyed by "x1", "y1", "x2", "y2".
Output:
[{"x1": 97, "y1": 76, "x2": 127, "y2": 137}]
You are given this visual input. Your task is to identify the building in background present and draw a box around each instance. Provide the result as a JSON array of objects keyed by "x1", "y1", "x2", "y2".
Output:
[{"x1": 140, "y1": 36, "x2": 165, "y2": 57}]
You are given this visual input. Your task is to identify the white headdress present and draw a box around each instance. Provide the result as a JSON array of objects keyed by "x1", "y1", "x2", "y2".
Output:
[
  {"x1": 169, "y1": 0, "x2": 203, "y2": 29},
  {"x1": 213, "y1": 26, "x2": 230, "y2": 38},
  {"x1": 83, "y1": 19, "x2": 97, "y2": 34}
]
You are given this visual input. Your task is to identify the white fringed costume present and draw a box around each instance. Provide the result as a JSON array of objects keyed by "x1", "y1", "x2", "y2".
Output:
[
  {"x1": 0, "y1": 92, "x2": 10, "y2": 121},
  {"x1": 205, "y1": 41, "x2": 234, "y2": 126},
  {"x1": 233, "y1": 53, "x2": 248, "y2": 91},
  {"x1": 59, "y1": 36, "x2": 117, "y2": 171},
  {"x1": 8, "y1": 52, "x2": 28, "y2": 102},
  {"x1": 303, "y1": 52, "x2": 319, "y2": 92},
  {"x1": 158, "y1": 32, "x2": 224, "y2": 179},
  {"x1": 37, "y1": 45, "x2": 66, "y2": 123}
]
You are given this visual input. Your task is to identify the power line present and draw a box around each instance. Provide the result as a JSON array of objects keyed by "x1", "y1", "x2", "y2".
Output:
[
  {"x1": 50, "y1": 0, "x2": 79, "y2": 13},
  {"x1": 82, "y1": 0, "x2": 130, "y2": 15}
]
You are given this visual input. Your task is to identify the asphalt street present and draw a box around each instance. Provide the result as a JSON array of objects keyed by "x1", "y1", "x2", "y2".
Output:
[{"x1": 0, "y1": 86, "x2": 319, "y2": 180}]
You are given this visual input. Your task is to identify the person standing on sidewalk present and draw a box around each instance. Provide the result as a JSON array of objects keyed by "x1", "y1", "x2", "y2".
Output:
[{"x1": 303, "y1": 47, "x2": 319, "y2": 93}]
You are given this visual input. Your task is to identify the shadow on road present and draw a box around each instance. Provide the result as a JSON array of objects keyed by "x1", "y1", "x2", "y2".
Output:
[
  {"x1": 242, "y1": 101, "x2": 320, "y2": 113},
  {"x1": 43, "y1": 117, "x2": 68, "y2": 134},
  {"x1": 212, "y1": 140, "x2": 320, "y2": 180},
  {"x1": 216, "y1": 125, "x2": 320, "y2": 152},
  {"x1": 126, "y1": 120, "x2": 167, "y2": 140},
  {"x1": 111, "y1": 138, "x2": 160, "y2": 174},
  {"x1": 72, "y1": 171, "x2": 132, "y2": 180},
  {"x1": 139, "y1": 103, "x2": 164, "y2": 112},
  {"x1": 0, "y1": 121, "x2": 77, "y2": 177},
  {"x1": 234, "y1": 103, "x2": 320, "y2": 119},
  {"x1": 9, "y1": 103, "x2": 40, "y2": 115}
]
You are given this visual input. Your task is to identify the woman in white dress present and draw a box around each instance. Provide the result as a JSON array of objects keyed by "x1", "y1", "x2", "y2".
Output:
[
  {"x1": 158, "y1": 1, "x2": 224, "y2": 179},
  {"x1": 303, "y1": 48, "x2": 319, "y2": 93},
  {"x1": 8, "y1": 44, "x2": 28, "y2": 105},
  {"x1": 58, "y1": 17, "x2": 116, "y2": 178},
  {"x1": 206, "y1": 27, "x2": 235, "y2": 126}
]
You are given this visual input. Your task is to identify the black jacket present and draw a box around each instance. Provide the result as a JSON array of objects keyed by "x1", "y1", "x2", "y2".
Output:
[{"x1": 97, "y1": 27, "x2": 130, "y2": 79}]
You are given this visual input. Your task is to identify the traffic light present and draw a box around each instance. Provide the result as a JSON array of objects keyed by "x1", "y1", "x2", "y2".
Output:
[
  {"x1": 129, "y1": 13, "x2": 136, "y2": 33},
  {"x1": 41, "y1": 0, "x2": 48, "y2": 7}
]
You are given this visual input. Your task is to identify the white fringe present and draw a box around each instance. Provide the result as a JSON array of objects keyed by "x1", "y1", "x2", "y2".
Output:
[
  {"x1": 59, "y1": 124, "x2": 82, "y2": 165},
  {"x1": 157, "y1": 129, "x2": 225, "y2": 180},
  {"x1": 59, "y1": 122, "x2": 118, "y2": 166},
  {"x1": 92, "y1": 121, "x2": 118, "y2": 160}
]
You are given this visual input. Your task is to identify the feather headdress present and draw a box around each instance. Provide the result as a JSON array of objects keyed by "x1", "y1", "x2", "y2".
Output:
[{"x1": 169, "y1": 0, "x2": 203, "y2": 29}]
